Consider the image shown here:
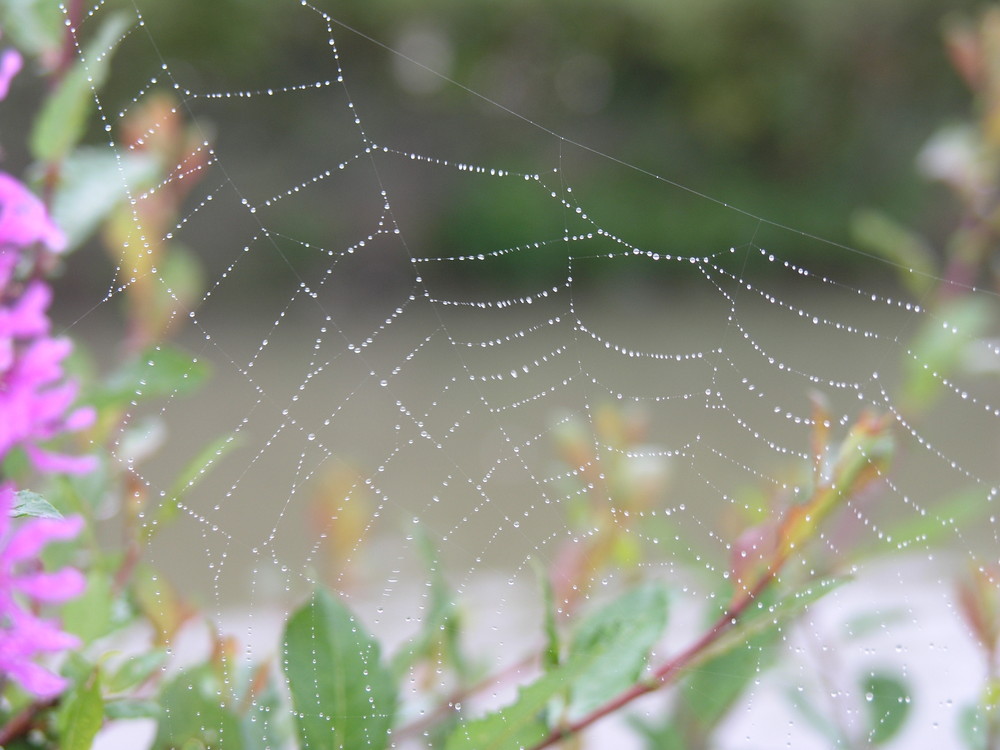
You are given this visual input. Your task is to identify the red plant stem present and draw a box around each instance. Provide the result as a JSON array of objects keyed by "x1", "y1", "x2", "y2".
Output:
[
  {"x1": 529, "y1": 566, "x2": 780, "y2": 750},
  {"x1": 0, "y1": 696, "x2": 58, "y2": 745},
  {"x1": 56, "y1": 0, "x2": 85, "y2": 78}
]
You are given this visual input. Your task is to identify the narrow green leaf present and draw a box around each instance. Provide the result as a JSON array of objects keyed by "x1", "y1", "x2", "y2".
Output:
[
  {"x1": 106, "y1": 650, "x2": 168, "y2": 694},
  {"x1": 567, "y1": 582, "x2": 668, "y2": 718},
  {"x1": 11, "y1": 489, "x2": 62, "y2": 519},
  {"x1": 537, "y1": 561, "x2": 560, "y2": 671},
  {"x1": 863, "y1": 673, "x2": 911, "y2": 744},
  {"x1": 391, "y1": 530, "x2": 468, "y2": 681},
  {"x1": 58, "y1": 671, "x2": 103, "y2": 750},
  {"x1": 883, "y1": 486, "x2": 992, "y2": 551},
  {"x1": 282, "y1": 589, "x2": 396, "y2": 750},
  {"x1": 850, "y1": 209, "x2": 936, "y2": 298},
  {"x1": 444, "y1": 659, "x2": 592, "y2": 750},
  {"x1": 142, "y1": 432, "x2": 242, "y2": 536},
  {"x1": 104, "y1": 698, "x2": 162, "y2": 720},
  {"x1": 30, "y1": 12, "x2": 130, "y2": 162}
]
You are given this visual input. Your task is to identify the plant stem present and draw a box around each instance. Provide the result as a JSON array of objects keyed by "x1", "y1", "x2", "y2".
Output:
[{"x1": 0, "y1": 696, "x2": 58, "y2": 745}]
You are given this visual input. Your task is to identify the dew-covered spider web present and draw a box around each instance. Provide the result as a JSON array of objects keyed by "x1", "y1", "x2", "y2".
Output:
[{"x1": 56, "y1": 1, "x2": 1000, "y2": 748}]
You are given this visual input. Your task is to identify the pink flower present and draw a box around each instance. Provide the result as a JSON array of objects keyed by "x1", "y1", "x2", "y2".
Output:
[
  {"x1": 0, "y1": 173, "x2": 67, "y2": 259},
  {"x1": 0, "y1": 335, "x2": 97, "y2": 474},
  {"x1": 0, "y1": 483, "x2": 84, "y2": 698},
  {"x1": 0, "y1": 281, "x2": 51, "y2": 370},
  {"x1": 0, "y1": 49, "x2": 21, "y2": 101}
]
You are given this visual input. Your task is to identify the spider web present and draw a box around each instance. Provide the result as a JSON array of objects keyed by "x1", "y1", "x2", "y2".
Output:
[{"x1": 57, "y1": 1, "x2": 1000, "y2": 747}]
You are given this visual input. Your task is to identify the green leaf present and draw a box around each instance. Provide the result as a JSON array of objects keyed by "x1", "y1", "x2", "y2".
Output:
[
  {"x1": 104, "y1": 698, "x2": 162, "y2": 720},
  {"x1": 391, "y1": 530, "x2": 467, "y2": 680},
  {"x1": 534, "y1": 559, "x2": 560, "y2": 671},
  {"x1": 47, "y1": 147, "x2": 159, "y2": 250},
  {"x1": 445, "y1": 588, "x2": 668, "y2": 750},
  {"x1": 883, "y1": 486, "x2": 993, "y2": 551},
  {"x1": 0, "y1": 0, "x2": 64, "y2": 59},
  {"x1": 153, "y1": 666, "x2": 244, "y2": 750},
  {"x1": 96, "y1": 344, "x2": 210, "y2": 410},
  {"x1": 444, "y1": 660, "x2": 589, "y2": 750},
  {"x1": 58, "y1": 671, "x2": 103, "y2": 750},
  {"x1": 959, "y1": 703, "x2": 988, "y2": 750},
  {"x1": 61, "y1": 569, "x2": 114, "y2": 643},
  {"x1": 850, "y1": 209, "x2": 936, "y2": 298},
  {"x1": 282, "y1": 589, "x2": 396, "y2": 750},
  {"x1": 903, "y1": 296, "x2": 995, "y2": 413},
  {"x1": 11, "y1": 489, "x2": 62, "y2": 519},
  {"x1": 863, "y1": 673, "x2": 911, "y2": 745},
  {"x1": 567, "y1": 582, "x2": 668, "y2": 718},
  {"x1": 679, "y1": 633, "x2": 774, "y2": 734},
  {"x1": 142, "y1": 432, "x2": 242, "y2": 537},
  {"x1": 30, "y1": 12, "x2": 130, "y2": 162},
  {"x1": 106, "y1": 650, "x2": 168, "y2": 694}
]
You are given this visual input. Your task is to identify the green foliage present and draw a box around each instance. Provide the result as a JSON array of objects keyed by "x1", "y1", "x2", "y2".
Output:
[
  {"x1": 30, "y1": 12, "x2": 129, "y2": 162},
  {"x1": 57, "y1": 671, "x2": 103, "y2": 750},
  {"x1": 862, "y1": 673, "x2": 911, "y2": 745},
  {"x1": 444, "y1": 656, "x2": 589, "y2": 750},
  {"x1": 0, "y1": 0, "x2": 63, "y2": 59},
  {"x1": 46, "y1": 147, "x2": 159, "y2": 251},
  {"x1": 11, "y1": 489, "x2": 63, "y2": 519},
  {"x1": 902, "y1": 295, "x2": 995, "y2": 413},
  {"x1": 105, "y1": 651, "x2": 169, "y2": 694},
  {"x1": 94, "y1": 345, "x2": 211, "y2": 409},
  {"x1": 282, "y1": 589, "x2": 397, "y2": 750},
  {"x1": 152, "y1": 666, "x2": 245, "y2": 750},
  {"x1": 61, "y1": 569, "x2": 115, "y2": 643},
  {"x1": 566, "y1": 583, "x2": 668, "y2": 719},
  {"x1": 392, "y1": 531, "x2": 467, "y2": 680}
]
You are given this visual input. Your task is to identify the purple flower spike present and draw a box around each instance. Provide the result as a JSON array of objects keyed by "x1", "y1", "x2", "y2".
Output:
[
  {"x1": 0, "y1": 484, "x2": 84, "y2": 699},
  {"x1": 0, "y1": 49, "x2": 22, "y2": 101},
  {"x1": 0, "y1": 173, "x2": 67, "y2": 255}
]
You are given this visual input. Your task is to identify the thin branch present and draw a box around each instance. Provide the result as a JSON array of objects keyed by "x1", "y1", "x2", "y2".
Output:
[{"x1": 0, "y1": 696, "x2": 58, "y2": 745}]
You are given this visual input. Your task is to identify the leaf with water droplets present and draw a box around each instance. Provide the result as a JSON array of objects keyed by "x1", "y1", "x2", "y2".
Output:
[
  {"x1": 95, "y1": 344, "x2": 210, "y2": 410},
  {"x1": 282, "y1": 588, "x2": 396, "y2": 750},
  {"x1": 566, "y1": 582, "x2": 668, "y2": 719},
  {"x1": 863, "y1": 673, "x2": 911, "y2": 744}
]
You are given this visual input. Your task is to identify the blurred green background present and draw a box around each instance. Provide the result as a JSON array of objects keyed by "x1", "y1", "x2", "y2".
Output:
[
  {"x1": 1, "y1": 0, "x2": 982, "y2": 300},
  {"x1": 109, "y1": 0, "x2": 977, "y2": 286}
]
